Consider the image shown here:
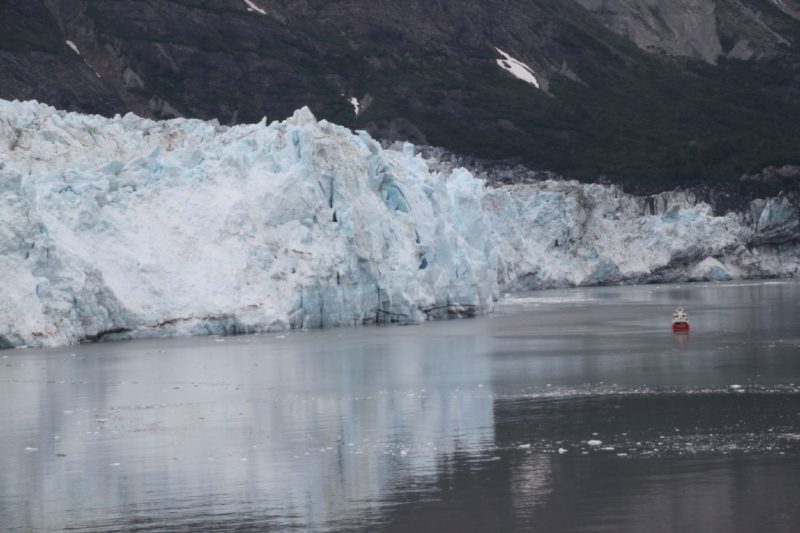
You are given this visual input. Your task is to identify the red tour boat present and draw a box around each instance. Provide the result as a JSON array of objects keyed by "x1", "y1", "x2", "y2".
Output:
[{"x1": 672, "y1": 307, "x2": 690, "y2": 332}]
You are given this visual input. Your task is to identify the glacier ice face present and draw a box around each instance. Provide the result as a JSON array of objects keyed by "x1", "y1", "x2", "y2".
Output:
[
  {"x1": 0, "y1": 99, "x2": 798, "y2": 348},
  {"x1": 752, "y1": 196, "x2": 800, "y2": 243},
  {"x1": 484, "y1": 181, "x2": 751, "y2": 289},
  {"x1": 0, "y1": 100, "x2": 495, "y2": 347}
]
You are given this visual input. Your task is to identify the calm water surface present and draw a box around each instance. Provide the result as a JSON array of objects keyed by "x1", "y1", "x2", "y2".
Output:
[{"x1": 2, "y1": 281, "x2": 800, "y2": 532}]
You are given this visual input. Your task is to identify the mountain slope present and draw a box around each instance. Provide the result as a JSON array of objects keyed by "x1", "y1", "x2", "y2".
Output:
[{"x1": 1, "y1": 0, "x2": 799, "y2": 190}]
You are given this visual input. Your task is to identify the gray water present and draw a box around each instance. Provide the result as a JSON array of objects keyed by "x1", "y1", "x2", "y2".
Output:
[{"x1": 2, "y1": 280, "x2": 799, "y2": 532}]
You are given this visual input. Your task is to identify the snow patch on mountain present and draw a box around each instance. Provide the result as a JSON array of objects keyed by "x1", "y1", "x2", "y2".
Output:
[
  {"x1": 349, "y1": 97, "x2": 360, "y2": 115},
  {"x1": 65, "y1": 40, "x2": 80, "y2": 56},
  {"x1": 0, "y1": 99, "x2": 797, "y2": 348},
  {"x1": 243, "y1": 0, "x2": 267, "y2": 15},
  {"x1": 495, "y1": 48, "x2": 540, "y2": 89},
  {"x1": 63, "y1": 40, "x2": 102, "y2": 79}
]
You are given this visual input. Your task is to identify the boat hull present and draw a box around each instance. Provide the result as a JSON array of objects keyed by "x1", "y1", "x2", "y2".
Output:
[{"x1": 672, "y1": 322, "x2": 690, "y2": 332}]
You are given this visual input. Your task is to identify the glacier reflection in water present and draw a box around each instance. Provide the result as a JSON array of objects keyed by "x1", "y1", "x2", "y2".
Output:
[
  {"x1": 2, "y1": 280, "x2": 800, "y2": 532},
  {"x1": 1, "y1": 328, "x2": 497, "y2": 531}
]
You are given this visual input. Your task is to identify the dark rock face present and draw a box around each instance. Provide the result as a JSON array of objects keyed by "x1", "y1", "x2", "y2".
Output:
[
  {"x1": 1, "y1": 0, "x2": 800, "y2": 189},
  {"x1": 573, "y1": 0, "x2": 800, "y2": 63}
]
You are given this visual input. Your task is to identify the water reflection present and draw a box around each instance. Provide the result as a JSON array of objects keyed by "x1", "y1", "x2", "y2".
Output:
[
  {"x1": 1, "y1": 280, "x2": 799, "y2": 532},
  {"x1": 672, "y1": 331, "x2": 689, "y2": 350},
  {"x1": 1, "y1": 331, "x2": 498, "y2": 531},
  {"x1": 509, "y1": 453, "x2": 553, "y2": 517}
]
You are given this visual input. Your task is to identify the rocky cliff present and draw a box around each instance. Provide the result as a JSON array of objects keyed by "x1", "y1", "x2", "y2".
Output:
[{"x1": 574, "y1": 0, "x2": 800, "y2": 63}]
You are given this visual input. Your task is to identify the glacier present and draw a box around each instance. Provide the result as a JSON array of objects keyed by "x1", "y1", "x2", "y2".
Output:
[{"x1": 1, "y1": 99, "x2": 798, "y2": 348}]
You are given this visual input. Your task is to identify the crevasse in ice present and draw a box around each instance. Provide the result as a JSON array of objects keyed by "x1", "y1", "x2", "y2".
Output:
[{"x1": 0, "y1": 100, "x2": 797, "y2": 347}]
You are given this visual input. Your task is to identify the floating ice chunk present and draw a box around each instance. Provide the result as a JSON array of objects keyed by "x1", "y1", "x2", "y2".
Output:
[
  {"x1": 558, "y1": 447, "x2": 567, "y2": 454},
  {"x1": 518, "y1": 443, "x2": 531, "y2": 449},
  {"x1": 24, "y1": 447, "x2": 39, "y2": 452},
  {"x1": 495, "y1": 48, "x2": 540, "y2": 89},
  {"x1": 587, "y1": 440, "x2": 602, "y2": 446},
  {"x1": 109, "y1": 462, "x2": 121, "y2": 467},
  {"x1": 730, "y1": 384, "x2": 743, "y2": 390}
]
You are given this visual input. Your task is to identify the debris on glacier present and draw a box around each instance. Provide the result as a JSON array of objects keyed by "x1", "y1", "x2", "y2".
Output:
[{"x1": 0, "y1": 99, "x2": 798, "y2": 348}]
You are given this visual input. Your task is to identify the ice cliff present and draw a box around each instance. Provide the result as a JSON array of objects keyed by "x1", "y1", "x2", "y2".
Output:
[
  {"x1": 1, "y1": 100, "x2": 798, "y2": 348},
  {"x1": 487, "y1": 183, "x2": 800, "y2": 289}
]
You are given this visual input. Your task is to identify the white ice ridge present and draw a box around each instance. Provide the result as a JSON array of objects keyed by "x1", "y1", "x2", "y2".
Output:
[
  {"x1": 0, "y1": 99, "x2": 798, "y2": 348},
  {"x1": 243, "y1": 0, "x2": 267, "y2": 15},
  {"x1": 495, "y1": 48, "x2": 540, "y2": 89}
]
